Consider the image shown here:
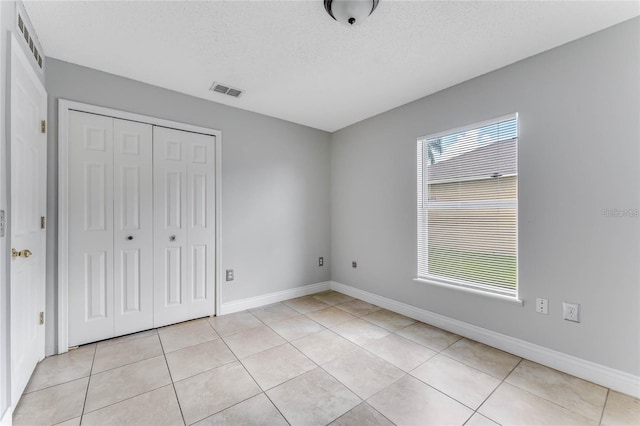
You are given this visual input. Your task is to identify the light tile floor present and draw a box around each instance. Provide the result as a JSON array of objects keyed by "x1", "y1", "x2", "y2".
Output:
[{"x1": 14, "y1": 291, "x2": 640, "y2": 426}]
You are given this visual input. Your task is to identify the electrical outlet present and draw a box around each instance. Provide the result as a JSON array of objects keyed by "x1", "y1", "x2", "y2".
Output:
[
  {"x1": 319, "y1": 257, "x2": 324, "y2": 267},
  {"x1": 563, "y1": 302, "x2": 580, "y2": 322},
  {"x1": 352, "y1": 261, "x2": 357, "y2": 268},
  {"x1": 535, "y1": 298, "x2": 548, "y2": 315},
  {"x1": 225, "y1": 269, "x2": 234, "y2": 282}
]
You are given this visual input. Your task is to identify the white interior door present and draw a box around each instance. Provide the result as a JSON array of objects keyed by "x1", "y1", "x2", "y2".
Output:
[
  {"x1": 113, "y1": 119, "x2": 153, "y2": 336},
  {"x1": 9, "y1": 34, "x2": 47, "y2": 405},
  {"x1": 68, "y1": 111, "x2": 114, "y2": 346},
  {"x1": 153, "y1": 127, "x2": 215, "y2": 327}
]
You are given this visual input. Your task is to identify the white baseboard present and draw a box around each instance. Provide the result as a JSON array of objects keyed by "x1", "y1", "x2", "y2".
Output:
[
  {"x1": 330, "y1": 281, "x2": 640, "y2": 398},
  {"x1": 0, "y1": 406, "x2": 12, "y2": 426},
  {"x1": 219, "y1": 281, "x2": 331, "y2": 315}
]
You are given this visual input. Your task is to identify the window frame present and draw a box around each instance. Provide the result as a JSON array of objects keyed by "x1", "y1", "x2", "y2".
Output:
[{"x1": 416, "y1": 113, "x2": 520, "y2": 302}]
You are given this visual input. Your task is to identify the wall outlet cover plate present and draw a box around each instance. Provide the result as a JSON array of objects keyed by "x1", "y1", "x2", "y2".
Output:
[{"x1": 563, "y1": 302, "x2": 580, "y2": 322}]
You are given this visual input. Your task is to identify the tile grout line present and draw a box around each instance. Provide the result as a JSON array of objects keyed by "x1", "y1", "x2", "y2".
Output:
[
  {"x1": 471, "y1": 357, "x2": 524, "y2": 424},
  {"x1": 86, "y1": 334, "x2": 163, "y2": 376},
  {"x1": 495, "y1": 359, "x2": 610, "y2": 423},
  {"x1": 205, "y1": 318, "x2": 293, "y2": 426},
  {"x1": 79, "y1": 343, "x2": 99, "y2": 424},
  {"x1": 598, "y1": 389, "x2": 610, "y2": 426},
  {"x1": 157, "y1": 333, "x2": 188, "y2": 426},
  {"x1": 236, "y1": 306, "x2": 309, "y2": 425}
]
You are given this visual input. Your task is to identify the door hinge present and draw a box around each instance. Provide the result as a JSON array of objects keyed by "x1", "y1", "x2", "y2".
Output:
[
  {"x1": 40, "y1": 216, "x2": 45, "y2": 229},
  {"x1": 39, "y1": 312, "x2": 44, "y2": 325},
  {"x1": 41, "y1": 120, "x2": 46, "y2": 134}
]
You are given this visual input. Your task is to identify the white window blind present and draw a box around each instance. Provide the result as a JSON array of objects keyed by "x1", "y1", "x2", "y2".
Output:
[{"x1": 417, "y1": 114, "x2": 518, "y2": 296}]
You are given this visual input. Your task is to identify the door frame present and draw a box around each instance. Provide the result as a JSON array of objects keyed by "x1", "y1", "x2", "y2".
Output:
[{"x1": 58, "y1": 99, "x2": 222, "y2": 354}]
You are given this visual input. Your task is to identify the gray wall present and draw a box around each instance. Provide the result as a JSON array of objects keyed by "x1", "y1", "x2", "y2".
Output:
[
  {"x1": 330, "y1": 18, "x2": 640, "y2": 375},
  {"x1": 45, "y1": 59, "x2": 332, "y2": 354}
]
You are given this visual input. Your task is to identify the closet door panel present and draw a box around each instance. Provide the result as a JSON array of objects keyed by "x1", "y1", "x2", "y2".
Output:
[
  {"x1": 187, "y1": 134, "x2": 216, "y2": 315},
  {"x1": 153, "y1": 127, "x2": 188, "y2": 327},
  {"x1": 153, "y1": 127, "x2": 215, "y2": 327},
  {"x1": 68, "y1": 111, "x2": 114, "y2": 346},
  {"x1": 113, "y1": 119, "x2": 153, "y2": 335}
]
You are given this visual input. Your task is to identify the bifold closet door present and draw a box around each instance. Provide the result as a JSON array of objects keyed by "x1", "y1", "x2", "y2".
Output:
[
  {"x1": 153, "y1": 127, "x2": 215, "y2": 327},
  {"x1": 68, "y1": 111, "x2": 153, "y2": 346}
]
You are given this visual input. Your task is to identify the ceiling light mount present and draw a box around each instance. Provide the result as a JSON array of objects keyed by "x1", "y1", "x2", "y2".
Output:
[{"x1": 324, "y1": 0, "x2": 379, "y2": 26}]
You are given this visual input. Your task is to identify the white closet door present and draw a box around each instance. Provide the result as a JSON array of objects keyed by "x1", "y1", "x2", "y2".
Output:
[
  {"x1": 68, "y1": 111, "x2": 114, "y2": 346},
  {"x1": 153, "y1": 127, "x2": 215, "y2": 327},
  {"x1": 113, "y1": 119, "x2": 153, "y2": 335}
]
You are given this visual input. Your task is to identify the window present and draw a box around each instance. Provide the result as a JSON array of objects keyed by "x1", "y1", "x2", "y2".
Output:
[{"x1": 417, "y1": 114, "x2": 518, "y2": 297}]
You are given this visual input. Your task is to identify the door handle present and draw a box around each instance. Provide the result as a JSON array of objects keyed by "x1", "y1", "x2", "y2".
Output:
[{"x1": 12, "y1": 248, "x2": 32, "y2": 258}]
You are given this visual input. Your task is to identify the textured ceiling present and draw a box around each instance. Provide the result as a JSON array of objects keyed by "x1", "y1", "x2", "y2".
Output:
[{"x1": 24, "y1": 1, "x2": 639, "y2": 132}]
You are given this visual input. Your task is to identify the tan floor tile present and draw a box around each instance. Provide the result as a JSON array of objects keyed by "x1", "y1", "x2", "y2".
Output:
[
  {"x1": 269, "y1": 316, "x2": 325, "y2": 341},
  {"x1": 267, "y1": 368, "x2": 361, "y2": 426},
  {"x1": 250, "y1": 303, "x2": 301, "y2": 325},
  {"x1": 306, "y1": 306, "x2": 357, "y2": 328},
  {"x1": 174, "y1": 361, "x2": 261, "y2": 425},
  {"x1": 479, "y1": 382, "x2": 596, "y2": 425},
  {"x1": 53, "y1": 417, "x2": 81, "y2": 426},
  {"x1": 330, "y1": 402, "x2": 393, "y2": 426},
  {"x1": 84, "y1": 356, "x2": 171, "y2": 413},
  {"x1": 332, "y1": 318, "x2": 390, "y2": 346},
  {"x1": 442, "y1": 338, "x2": 521, "y2": 379},
  {"x1": 166, "y1": 339, "x2": 236, "y2": 382},
  {"x1": 465, "y1": 413, "x2": 500, "y2": 426},
  {"x1": 82, "y1": 385, "x2": 184, "y2": 426},
  {"x1": 194, "y1": 393, "x2": 288, "y2": 426},
  {"x1": 291, "y1": 329, "x2": 360, "y2": 365},
  {"x1": 96, "y1": 329, "x2": 157, "y2": 348},
  {"x1": 368, "y1": 375, "x2": 473, "y2": 426},
  {"x1": 158, "y1": 319, "x2": 219, "y2": 353},
  {"x1": 92, "y1": 334, "x2": 163, "y2": 374},
  {"x1": 13, "y1": 378, "x2": 88, "y2": 426},
  {"x1": 283, "y1": 295, "x2": 331, "y2": 314},
  {"x1": 362, "y1": 309, "x2": 416, "y2": 331},
  {"x1": 411, "y1": 354, "x2": 500, "y2": 409},
  {"x1": 25, "y1": 344, "x2": 95, "y2": 393},
  {"x1": 334, "y1": 299, "x2": 381, "y2": 317},
  {"x1": 396, "y1": 322, "x2": 461, "y2": 351},
  {"x1": 312, "y1": 291, "x2": 354, "y2": 306},
  {"x1": 242, "y1": 343, "x2": 316, "y2": 390},
  {"x1": 601, "y1": 390, "x2": 640, "y2": 426},
  {"x1": 209, "y1": 311, "x2": 263, "y2": 336},
  {"x1": 362, "y1": 333, "x2": 436, "y2": 372},
  {"x1": 506, "y1": 359, "x2": 607, "y2": 420},
  {"x1": 223, "y1": 325, "x2": 286, "y2": 359},
  {"x1": 323, "y1": 348, "x2": 404, "y2": 399}
]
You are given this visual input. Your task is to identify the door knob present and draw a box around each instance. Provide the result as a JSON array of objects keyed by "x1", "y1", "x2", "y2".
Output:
[
  {"x1": 127, "y1": 236, "x2": 134, "y2": 241},
  {"x1": 12, "y1": 248, "x2": 32, "y2": 258},
  {"x1": 169, "y1": 235, "x2": 176, "y2": 242}
]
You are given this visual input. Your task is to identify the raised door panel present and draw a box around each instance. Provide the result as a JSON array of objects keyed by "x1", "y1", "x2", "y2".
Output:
[
  {"x1": 68, "y1": 111, "x2": 114, "y2": 346},
  {"x1": 113, "y1": 119, "x2": 153, "y2": 335}
]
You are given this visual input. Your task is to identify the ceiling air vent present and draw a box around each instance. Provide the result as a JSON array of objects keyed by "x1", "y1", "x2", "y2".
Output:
[{"x1": 210, "y1": 82, "x2": 243, "y2": 98}]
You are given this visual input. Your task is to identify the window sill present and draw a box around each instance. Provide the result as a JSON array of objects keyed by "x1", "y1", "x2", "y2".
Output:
[{"x1": 413, "y1": 278, "x2": 523, "y2": 306}]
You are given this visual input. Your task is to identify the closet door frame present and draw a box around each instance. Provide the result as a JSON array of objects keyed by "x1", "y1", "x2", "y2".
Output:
[{"x1": 58, "y1": 99, "x2": 222, "y2": 354}]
